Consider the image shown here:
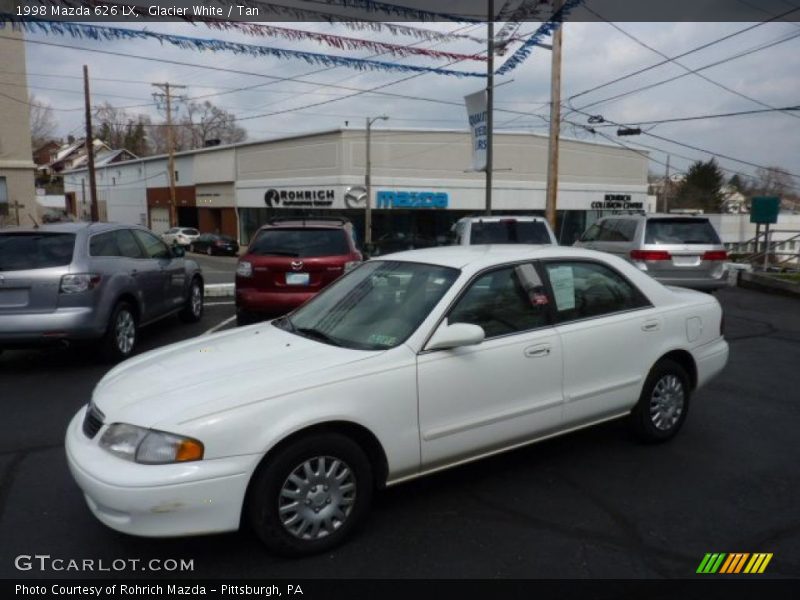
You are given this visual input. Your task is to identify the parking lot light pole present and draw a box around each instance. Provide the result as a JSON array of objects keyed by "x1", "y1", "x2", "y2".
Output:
[{"x1": 365, "y1": 115, "x2": 389, "y2": 247}]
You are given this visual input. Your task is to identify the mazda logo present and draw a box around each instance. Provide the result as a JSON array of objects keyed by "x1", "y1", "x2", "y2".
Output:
[
  {"x1": 344, "y1": 185, "x2": 368, "y2": 209},
  {"x1": 291, "y1": 260, "x2": 304, "y2": 271},
  {"x1": 264, "y1": 189, "x2": 281, "y2": 208}
]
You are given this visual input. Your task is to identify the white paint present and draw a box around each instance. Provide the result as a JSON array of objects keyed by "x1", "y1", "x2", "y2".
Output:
[{"x1": 203, "y1": 315, "x2": 236, "y2": 335}]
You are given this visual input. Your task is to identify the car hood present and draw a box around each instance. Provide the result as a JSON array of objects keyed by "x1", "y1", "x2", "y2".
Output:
[{"x1": 92, "y1": 323, "x2": 378, "y2": 428}]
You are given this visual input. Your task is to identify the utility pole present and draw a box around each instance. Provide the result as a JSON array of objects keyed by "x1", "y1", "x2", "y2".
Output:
[
  {"x1": 365, "y1": 115, "x2": 388, "y2": 247},
  {"x1": 545, "y1": 1, "x2": 563, "y2": 231},
  {"x1": 663, "y1": 154, "x2": 671, "y2": 213},
  {"x1": 485, "y1": 0, "x2": 495, "y2": 216},
  {"x1": 152, "y1": 82, "x2": 186, "y2": 228},
  {"x1": 83, "y1": 65, "x2": 99, "y2": 222}
]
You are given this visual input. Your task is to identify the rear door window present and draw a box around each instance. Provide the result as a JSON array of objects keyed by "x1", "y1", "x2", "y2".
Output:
[
  {"x1": 470, "y1": 220, "x2": 552, "y2": 244},
  {"x1": 250, "y1": 228, "x2": 349, "y2": 257},
  {"x1": 90, "y1": 232, "x2": 121, "y2": 257},
  {"x1": 645, "y1": 219, "x2": 721, "y2": 245},
  {"x1": 0, "y1": 232, "x2": 75, "y2": 270},
  {"x1": 116, "y1": 229, "x2": 145, "y2": 259},
  {"x1": 132, "y1": 230, "x2": 171, "y2": 259}
]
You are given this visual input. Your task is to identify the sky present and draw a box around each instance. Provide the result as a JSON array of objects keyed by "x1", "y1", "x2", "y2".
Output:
[{"x1": 9, "y1": 12, "x2": 800, "y2": 190}]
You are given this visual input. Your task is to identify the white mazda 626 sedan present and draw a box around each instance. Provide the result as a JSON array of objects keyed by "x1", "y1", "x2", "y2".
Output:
[{"x1": 66, "y1": 245, "x2": 729, "y2": 555}]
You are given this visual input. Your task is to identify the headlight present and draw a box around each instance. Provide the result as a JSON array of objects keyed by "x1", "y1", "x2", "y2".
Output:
[
  {"x1": 236, "y1": 260, "x2": 253, "y2": 277},
  {"x1": 99, "y1": 424, "x2": 204, "y2": 464}
]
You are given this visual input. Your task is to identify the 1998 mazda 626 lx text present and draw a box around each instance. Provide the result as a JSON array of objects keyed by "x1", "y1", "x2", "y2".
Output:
[{"x1": 66, "y1": 245, "x2": 729, "y2": 556}]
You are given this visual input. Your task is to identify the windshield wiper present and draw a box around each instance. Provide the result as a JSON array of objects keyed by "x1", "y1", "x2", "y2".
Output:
[{"x1": 295, "y1": 327, "x2": 343, "y2": 347}]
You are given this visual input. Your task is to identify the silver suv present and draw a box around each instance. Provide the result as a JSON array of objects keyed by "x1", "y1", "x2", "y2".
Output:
[
  {"x1": 0, "y1": 223, "x2": 204, "y2": 361},
  {"x1": 574, "y1": 214, "x2": 728, "y2": 291}
]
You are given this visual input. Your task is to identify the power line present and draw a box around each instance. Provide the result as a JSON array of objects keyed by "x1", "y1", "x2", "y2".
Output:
[
  {"x1": 566, "y1": 6, "x2": 800, "y2": 103},
  {"x1": 595, "y1": 105, "x2": 800, "y2": 128},
  {"x1": 579, "y1": 9, "x2": 800, "y2": 122},
  {"x1": 568, "y1": 29, "x2": 800, "y2": 116}
]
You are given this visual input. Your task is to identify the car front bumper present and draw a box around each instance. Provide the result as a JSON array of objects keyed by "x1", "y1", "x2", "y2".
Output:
[
  {"x1": 0, "y1": 307, "x2": 106, "y2": 346},
  {"x1": 65, "y1": 408, "x2": 259, "y2": 537}
]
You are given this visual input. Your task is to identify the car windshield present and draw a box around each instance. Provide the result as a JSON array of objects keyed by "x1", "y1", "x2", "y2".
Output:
[
  {"x1": 182, "y1": 228, "x2": 199, "y2": 236},
  {"x1": 645, "y1": 219, "x2": 721, "y2": 245},
  {"x1": 250, "y1": 228, "x2": 349, "y2": 257},
  {"x1": 471, "y1": 220, "x2": 551, "y2": 244},
  {"x1": 278, "y1": 260, "x2": 459, "y2": 350},
  {"x1": 0, "y1": 232, "x2": 76, "y2": 271}
]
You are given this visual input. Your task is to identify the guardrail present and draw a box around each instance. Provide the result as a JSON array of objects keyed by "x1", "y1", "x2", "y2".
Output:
[{"x1": 727, "y1": 229, "x2": 800, "y2": 272}]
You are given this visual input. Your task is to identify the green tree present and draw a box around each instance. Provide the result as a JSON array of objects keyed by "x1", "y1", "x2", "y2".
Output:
[{"x1": 673, "y1": 159, "x2": 725, "y2": 212}]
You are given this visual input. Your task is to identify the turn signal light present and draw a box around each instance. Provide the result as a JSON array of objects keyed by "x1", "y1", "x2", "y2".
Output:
[
  {"x1": 631, "y1": 250, "x2": 671, "y2": 261},
  {"x1": 175, "y1": 439, "x2": 205, "y2": 462},
  {"x1": 703, "y1": 250, "x2": 728, "y2": 261}
]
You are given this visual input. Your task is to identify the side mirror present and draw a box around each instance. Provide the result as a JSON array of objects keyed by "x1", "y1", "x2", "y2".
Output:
[
  {"x1": 171, "y1": 245, "x2": 186, "y2": 258},
  {"x1": 426, "y1": 322, "x2": 485, "y2": 351}
]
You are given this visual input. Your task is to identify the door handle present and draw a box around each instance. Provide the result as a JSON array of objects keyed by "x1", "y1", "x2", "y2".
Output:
[
  {"x1": 641, "y1": 319, "x2": 660, "y2": 332},
  {"x1": 524, "y1": 344, "x2": 551, "y2": 358}
]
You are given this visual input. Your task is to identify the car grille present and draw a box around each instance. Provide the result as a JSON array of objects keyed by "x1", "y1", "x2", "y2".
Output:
[{"x1": 82, "y1": 404, "x2": 105, "y2": 439}]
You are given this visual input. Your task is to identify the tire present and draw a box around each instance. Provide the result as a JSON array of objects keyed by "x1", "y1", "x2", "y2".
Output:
[
  {"x1": 206, "y1": 246, "x2": 213, "y2": 256},
  {"x1": 179, "y1": 277, "x2": 204, "y2": 323},
  {"x1": 629, "y1": 359, "x2": 691, "y2": 443},
  {"x1": 247, "y1": 433, "x2": 373, "y2": 557},
  {"x1": 99, "y1": 302, "x2": 138, "y2": 363}
]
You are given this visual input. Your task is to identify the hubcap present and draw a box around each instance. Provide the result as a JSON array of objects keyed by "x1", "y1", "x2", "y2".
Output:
[
  {"x1": 191, "y1": 283, "x2": 202, "y2": 316},
  {"x1": 115, "y1": 310, "x2": 135, "y2": 355},
  {"x1": 649, "y1": 374, "x2": 684, "y2": 431},
  {"x1": 278, "y1": 456, "x2": 356, "y2": 540}
]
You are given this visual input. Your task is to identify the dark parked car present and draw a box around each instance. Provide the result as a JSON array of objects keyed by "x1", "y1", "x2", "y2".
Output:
[
  {"x1": 189, "y1": 233, "x2": 239, "y2": 256},
  {"x1": 235, "y1": 217, "x2": 362, "y2": 325},
  {"x1": 0, "y1": 223, "x2": 204, "y2": 362},
  {"x1": 371, "y1": 232, "x2": 439, "y2": 256}
]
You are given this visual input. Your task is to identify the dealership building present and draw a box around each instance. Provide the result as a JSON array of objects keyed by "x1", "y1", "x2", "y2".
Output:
[{"x1": 64, "y1": 128, "x2": 655, "y2": 245}]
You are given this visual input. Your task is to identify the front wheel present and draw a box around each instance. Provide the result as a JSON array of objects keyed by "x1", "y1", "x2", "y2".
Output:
[
  {"x1": 247, "y1": 433, "x2": 373, "y2": 557},
  {"x1": 99, "y1": 302, "x2": 137, "y2": 363},
  {"x1": 629, "y1": 359, "x2": 691, "y2": 443},
  {"x1": 179, "y1": 277, "x2": 204, "y2": 323}
]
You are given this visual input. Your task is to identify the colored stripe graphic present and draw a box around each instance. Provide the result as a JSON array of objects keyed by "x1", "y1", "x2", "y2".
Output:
[{"x1": 699, "y1": 552, "x2": 773, "y2": 574}]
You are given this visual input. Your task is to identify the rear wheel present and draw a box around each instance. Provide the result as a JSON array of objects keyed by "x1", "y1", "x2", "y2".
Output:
[
  {"x1": 100, "y1": 302, "x2": 137, "y2": 363},
  {"x1": 247, "y1": 433, "x2": 373, "y2": 557},
  {"x1": 179, "y1": 277, "x2": 204, "y2": 323},
  {"x1": 629, "y1": 359, "x2": 690, "y2": 442}
]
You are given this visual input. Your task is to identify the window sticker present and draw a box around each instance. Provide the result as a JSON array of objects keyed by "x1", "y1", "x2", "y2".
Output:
[
  {"x1": 368, "y1": 333, "x2": 398, "y2": 347},
  {"x1": 548, "y1": 266, "x2": 576, "y2": 311}
]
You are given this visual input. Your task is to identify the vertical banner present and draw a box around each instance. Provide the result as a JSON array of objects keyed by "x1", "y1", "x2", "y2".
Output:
[{"x1": 465, "y1": 90, "x2": 488, "y2": 172}]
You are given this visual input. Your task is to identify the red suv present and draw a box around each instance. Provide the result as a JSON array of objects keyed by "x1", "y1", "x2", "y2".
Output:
[{"x1": 235, "y1": 217, "x2": 362, "y2": 325}]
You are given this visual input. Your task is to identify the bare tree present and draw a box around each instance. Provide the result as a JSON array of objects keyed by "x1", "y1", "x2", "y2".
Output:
[
  {"x1": 29, "y1": 94, "x2": 56, "y2": 150},
  {"x1": 180, "y1": 101, "x2": 246, "y2": 149},
  {"x1": 94, "y1": 102, "x2": 152, "y2": 156},
  {"x1": 754, "y1": 166, "x2": 792, "y2": 198}
]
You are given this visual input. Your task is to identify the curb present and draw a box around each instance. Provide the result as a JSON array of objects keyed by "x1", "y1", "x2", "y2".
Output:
[
  {"x1": 204, "y1": 283, "x2": 235, "y2": 298},
  {"x1": 738, "y1": 271, "x2": 800, "y2": 299}
]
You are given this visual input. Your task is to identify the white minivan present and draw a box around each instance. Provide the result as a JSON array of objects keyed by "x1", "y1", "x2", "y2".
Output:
[{"x1": 451, "y1": 215, "x2": 558, "y2": 246}]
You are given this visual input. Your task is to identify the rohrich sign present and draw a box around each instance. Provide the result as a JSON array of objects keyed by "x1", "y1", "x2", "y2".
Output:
[
  {"x1": 591, "y1": 194, "x2": 644, "y2": 210},
  {"x1": 264, "y1": 188, "x2": 335, "y2": 208}
]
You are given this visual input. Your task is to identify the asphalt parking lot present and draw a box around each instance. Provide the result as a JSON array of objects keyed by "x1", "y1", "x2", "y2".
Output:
[
  {"x1": 189, "y1": 251, "x2": 239, "y2": 284},
  {"x1": 0, "y1": 286, "x2": 798, "y2": 579}
]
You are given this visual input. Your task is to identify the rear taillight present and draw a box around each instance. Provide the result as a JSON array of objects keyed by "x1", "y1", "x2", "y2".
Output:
[
  {"x1": 631, "y1": 250, "x2": 671, "y2": 261},
  {"x1": 703, "y1": 250, "x2": 728, "y2": 261},
  {"x1": 60, "y1": 273, "x2": 101, "y2": 294}
]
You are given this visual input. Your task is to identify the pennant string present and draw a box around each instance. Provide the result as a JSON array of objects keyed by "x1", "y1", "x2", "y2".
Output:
[{"x1": 0, "y1": 15, "x2": 487, "y2": 78}]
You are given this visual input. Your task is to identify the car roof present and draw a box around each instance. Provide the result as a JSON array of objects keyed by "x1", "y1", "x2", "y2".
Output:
[
  {"x1": 259, "y1": 220, "x2": 349, "y2": 230},
  {"x1": 375, "y1": 244, "x2": 608, "y2": 271},
  {"x1": 458, "y1": 215, "x2": 548, "y2": 223},
  {"x1": 0, "y1": 222, "x2": 134, "y2": 234},
  {"x1": 599, "y1": 213, "x2": 709, "y2": 221}
]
